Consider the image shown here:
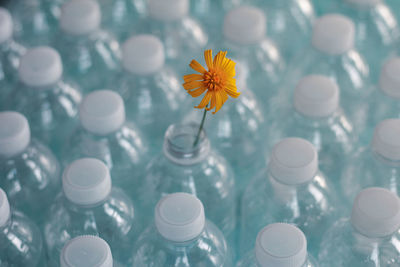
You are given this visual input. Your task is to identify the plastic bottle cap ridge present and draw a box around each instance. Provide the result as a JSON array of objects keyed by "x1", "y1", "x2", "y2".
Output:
[
  {"x1": 0, "y1": 188, "x2": 10, "y2": 227},
  {"x1": 62, "y1": 158, "x2": 112, "y2": 206},
  {"x1": 255, "y1": 223, "x2": 307, "y2": 267},
  {"x1": 0, "y1": 112, "x2": 30, "y2": 158},
  {"x1": 0, "y1": 8, "x2": 12, "y2": 44},
  {"x1": 224, "y1": 6, "x2": 266, "y2": 45},
  {"x1": 155, "y1": 193, "x2": 205, "y2": 242},
  {"x1": 60, "y1": 235, "x2": 113, "y2": 267},
  {"x1": 148, "y1": 0, "x2": 189, "y2": 21}
]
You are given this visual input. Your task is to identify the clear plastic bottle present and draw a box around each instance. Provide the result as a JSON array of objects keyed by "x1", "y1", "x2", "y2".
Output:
[
  {"x1": 44, "y1": 158, "x2": 140, "y2": 266},
  {"x1": 0, "y1": 111, "x2": 60, "y2": 226},
  {"x1": 266, "y1": 75, "x2": 356, "y2": 187},
  {"x1": 61, "y1": 90, "x2": 149, "y2": 192},
  {"x1": 341, "y1": 119, "x2": 400, "y2": 204},
  {"x1": 55, "y1": 0, "x2": 122, "y2": 93},
  {"x1": 5, "y1": 46, "x2": 82, "y2": 156},
  {"x1": 0, "y1": 188, "x2": 46, "y2": 266},
  {"x1": 319, "y1": 187, "x2": 400, "y2": 266},
  {"x1": 138, "y1": 123, "x2": 236, "y2": 242},
  {"x1": 7, "y1": 0, "x2": 56, "y2": 46},
  {"x1": 183, "y1": 63, "x2": 267, "y2": 194},
  {"x1": 115, "y1": 34, "x2": 187, "y2": 153},
  {"x1": 359, "y1": 57, "x2": 400, "y2": 144},
  {"x1": 237, "y1": 223, "x2": 318, "y2": 267},
  {"x1": 241, "y1": 138, "x2": 343, "y2": 257},
  {"x1": 0, "y1": 8, "x2": 26, "y2": 109},
  {"x1": 60, "y1": 235, "x2": 113, "y2": 267},
  {"x1": 242, "y1": 0, "x2": 316, "y2": 62},
  {"x1": 133, "y1": 0, "x2": 208, "y2": 74},
  {"x1": 329, "y1": 0, "x2": 400, "y2": 82},
  {"x1": 131, "y1": 192, "x2": 233, "y2": 266},
  {"x1": 218, "y1": 6, "x2": 286, "y2": 109},
  {"x1": 284, "y1": 14, "x2": 371, "y2": 132}
]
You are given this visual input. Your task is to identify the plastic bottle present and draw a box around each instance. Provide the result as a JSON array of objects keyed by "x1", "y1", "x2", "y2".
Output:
[
  {"x1": 0, "y1": 7, "x2": 26, "y2": 109},
  {"x1": 134, "y1": 0, "x2": 208, "y2": 74},
  {"x1": 219, "y1": 6, "x2": 286, "y2": 109},
  {"x1": 266, "y1": 75, "x2": 356, "y2": 187},
  {"x1": 5, "y1": 46, "x2": 82, "y2": 156},
  {"x1": 241, "y1": 138, "x2": 343, "y2": 256},
  {"x1": 55, "y1": 0, "x2": 122, "y2": 92},
  {"x1": 131, "y1": 192, "x2": 233, "y2": 266},
  {"x1": 60, "y1": 235, "x2": 113, "y2": 267},
  {"x1": 237, "y1": 223, "x2": 318, "y2": 267},
  {"x1": 0, "y1": 111, "x2": 60, "y2": 226},
  {"x1": 61, "y1": 90, "x2": 149, "y2": 192},
  {"x1": 138, "y1": 123, "x2": 236, "y2": 243},
  {"x1": 284, "y1": 14, "x2": 370, "y2": 132},
  {"x1": 7, "y1": 0, "x2": 56, "y2": 46},
  {"x1": 0, "y1": 188, "x2": 46, "y2": 266},
  {"x1": 115, "y1": 34, "x2": 187, "y2": 153},
  {"x1": 44, "y1": 158, "x2": 140, "y2": 266},
  {"x1": 341, "y1": 119, "x2": 400, "y2": 204},
  {"x1": 319, "y1": 187, "x2": 400, "y2": 266},
  {"x1": 242, "y1": 0, "x2": 316, "y2": 62}
]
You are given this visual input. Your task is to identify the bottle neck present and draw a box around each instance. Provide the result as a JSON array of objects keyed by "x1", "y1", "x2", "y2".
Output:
[
  {"x1": 351, "y1": 227, "x2": 389, "y2": 256},
  {"x1": 371, "y1": 147, "x2": 400, "y2": 168},
  {"x1": 163, "y1": 123, "x2": 210, "y2": 166}
]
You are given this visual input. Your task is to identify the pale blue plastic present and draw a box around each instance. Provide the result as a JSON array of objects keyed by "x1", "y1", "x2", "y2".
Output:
[{"x1": 236, "y1": 250, "x2": 318, "y2": 267}]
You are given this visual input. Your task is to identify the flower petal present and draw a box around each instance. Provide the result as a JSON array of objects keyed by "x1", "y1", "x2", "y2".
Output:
[
  {"x1": 213, "y1": 51, "x2": 227, "y2": 68},
  {"x1": 223, "y1": 59, "x2": 236, "y2": 77},
  {"x1": 183, "y1": 80, "x2": 204, "y2": 90},
  {"x1": 206, "y1": 92, "x2": 216, "y2": 111},
  {"x1": 204, "y1": 50, "x2": 213, "y2": 70},
  {"x1": 195, "y1": 91, "x2": 212, "y2": 109},
  {"x1": 225, "y1": 83, "x2": 241, "y2": 98},
  {"x1": 188, "y1": 86, "x2": 206, "y2": 97},
  {"x1": 183, "y1": 74, "x2": 204, "y2": 83},
  {"x1": 189, "y1": 60, "x2": 206, "y2": 74}
]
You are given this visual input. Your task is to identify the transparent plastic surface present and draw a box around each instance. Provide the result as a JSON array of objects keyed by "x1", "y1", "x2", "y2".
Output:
[{"x1": 236, "y1": 250, "x2": 318, "y2": 267}]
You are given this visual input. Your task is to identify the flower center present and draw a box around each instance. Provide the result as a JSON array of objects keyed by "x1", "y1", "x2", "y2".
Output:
[{"x1": 203, "y1": 69, "x2": 226, "y2": 91}]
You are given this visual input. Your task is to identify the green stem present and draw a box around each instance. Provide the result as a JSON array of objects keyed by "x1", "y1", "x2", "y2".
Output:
[{"x1": 193, "y1": 108, "x2": 208, "y2": 147}]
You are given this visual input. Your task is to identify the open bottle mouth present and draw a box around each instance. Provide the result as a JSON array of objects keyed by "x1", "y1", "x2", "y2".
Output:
[{"x1": 163, "y1": 123, "x2": 210, "y2": 166}]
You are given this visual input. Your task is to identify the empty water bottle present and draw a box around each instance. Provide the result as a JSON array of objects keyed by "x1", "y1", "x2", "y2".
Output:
[
  {"x1": 62, "y1": 90, "x2": 149, "y2": 192},
  {"x1": 134, "y1": 0, "x2": 208, "y2": 74},
  {"x1": 138, "y1": 123, "x2": 236, "y2": 242},
  {"x1": 319, "y1": 187, "x2": 400, "y2": 266},
  {"x1": 55, "y1": 0, "x2": 121, "y2": 93},
  {"x1": 0, "y1": 112, "x2": 60, "y2": 226},
  {"x1": 243, "y1": 0, "x2": 316, "y2": 61},
  {"x1": 241, "y1": 138, "x2": 342, "y2": 256},
  {"x1": 237, "y1": 223, "x2": 318, "y2": 267},
  {"x1": 131, "y1": 192, "x2": 233, "y2": 266},
  {"x1": 0, "y1": 8, "x2": 26, "y2": 109},
  {"x1": 0, "y1": 188, "x2": 46, "y2": 266},
  {"x1": 60, "y1": 235, "x2": 113, "y2": 267},
  {"x1": 266, "y1": 75, "x2": 356, "y2": 186},
  {"x1": 5, "y1": 46, "x2": 82, "y2": 155},
  {"x1": 115, "y1": 34, "x2": 187, "y2": 153},
  {"x1": 328, "y1": 0, "x2": 400, "y2": 82},
  {"x1": 284, "y1": 14, "x2": 370, "y2": 131},
  {"x1": 7, "y1": 0, "x2": 56, "y2": 46},
  {"x1": 341, "y1": 119, "x2": 400, "y2": 204},
  {"x1": 219, "y1": 6, "x2": 286, "y2": 108},
  {"x1": 44, "y1": 158, "x2": 140, "y2": 266}
]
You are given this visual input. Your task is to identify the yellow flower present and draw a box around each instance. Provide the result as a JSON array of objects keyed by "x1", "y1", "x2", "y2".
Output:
[{"x1": 183, "y1": 49, "x2": 240, "y2": 114}]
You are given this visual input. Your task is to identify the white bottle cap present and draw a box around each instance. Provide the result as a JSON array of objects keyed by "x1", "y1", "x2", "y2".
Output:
[
  {"x1": 255, "y1": 223, "x2": 307, "y2": 267},
  {"x1": 122, "y1": 35, "x2": 165, "y2": 75},
  {"x1": 0, "y1": 112, "x2": 30, "y2": 158},
  {"x1": 312, "y1": 14, "x2": 355, "y2": 55},
  {"x1": 60, "y1": 0, "x2": 101, "y2": 36},
  {"x1": 351, "y1": 187, "x2": 400, "y2": 238},
  {"x1": 19, "y1": 47, "x2": 63, "y2": 87},
  {"x1": 294, "y1": 75, "x2": 339, "y2": 118},
  {"x1": 371, "y1": 119, "x2": 400, "y2": 161},
  {"x1": 223, "y1": 6, "x2": 266, "y2": 45},
  {"x1": 0, "y1": 188, "x2": 11, "y2": 227},
  {"x1": 79, "y1": 90, "x2": 125, "y2": 135},
  {"x1": 148, "y1": 0, "x2": 189, "y2": 21},
  {"x1": 62, "y1": 158, "x2": 112, "y2": 206},
  {"x1": 155, "y1": 192, "x2": 205, "y2": 242},
  {"x1": 0, "y1": 8, "x2": 12, "y2": 44},
  {"x1": 345, "y1": 0, "x2": 381, "y2": 6},
  {"x1": 269, "y1": 138, "x2": 318, "y2": 185},
  {"x1": 379, "y1": 57, "x2": 400, "y2": 99},
  {"x1": 60, "y1": 235, "x2": 113, "y2": 267}
]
